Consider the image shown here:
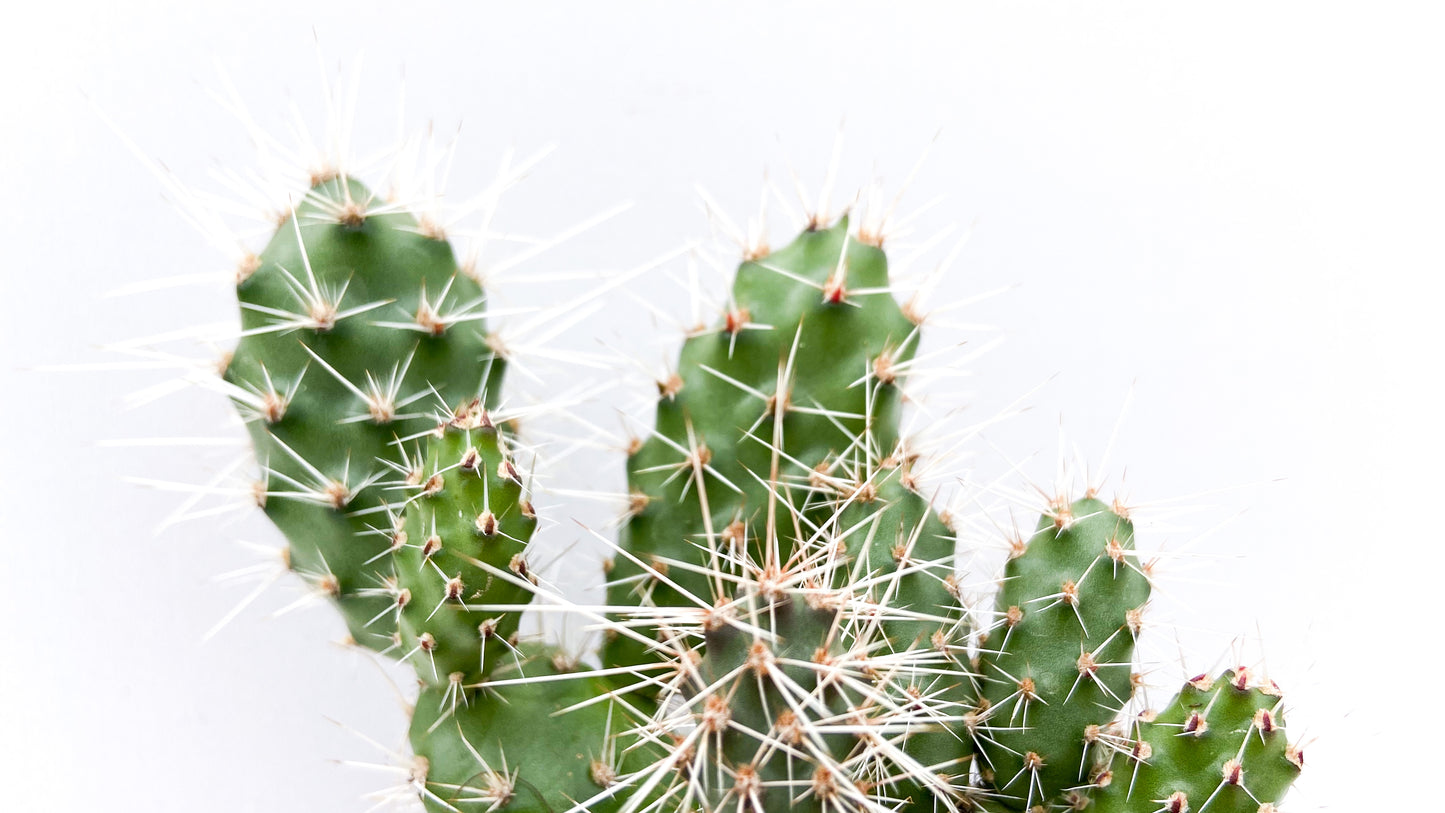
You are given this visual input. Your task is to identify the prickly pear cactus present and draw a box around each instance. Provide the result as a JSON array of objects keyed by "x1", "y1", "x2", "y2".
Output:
[
  {"x1": 187, "y1": 131, "x2": 1305, "y2": 813},
  {"x1": 222, "y1": 175, "x2": 503, "y2": 651}
]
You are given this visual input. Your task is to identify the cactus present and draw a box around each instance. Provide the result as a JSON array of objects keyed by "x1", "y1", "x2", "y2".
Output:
[
  {"x1": 1089, "y1": 670, "x2": 1302, "y2": 813},
  {"x1": 223, "y1": 174, "x2": 504, "y2": 652},
  {"x1": 606, "y1": 218, "x2": 956, "y2": 674},
  {"x1": 170, "y1": 112, "x2": 1305, "y2": 813},
  {"x1": 594, "y1": 219, "x2": 972, "y2": 812},
  {"x1": 409, "y1": 644, "x2": 646, "y2": 813},
  {"x1": 970, "y1": 497, "x2": 1151, "y2": 809},
  {"x1": 398, "y1": 214, "x2": 1301, "y2": 813},
  {"x1": 390, "y1": 399, "x2": 539, "y2": 691}
]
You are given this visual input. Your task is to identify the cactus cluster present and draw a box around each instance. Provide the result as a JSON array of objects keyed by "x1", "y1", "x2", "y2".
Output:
[{"x1": 203, "y1": 143, "x2": 1304, "y2": 813}]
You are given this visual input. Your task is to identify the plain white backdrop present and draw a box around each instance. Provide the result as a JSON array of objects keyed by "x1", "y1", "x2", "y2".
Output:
[{"x1": 3, "y1": 2, "x2": 1442, "y2": 810}]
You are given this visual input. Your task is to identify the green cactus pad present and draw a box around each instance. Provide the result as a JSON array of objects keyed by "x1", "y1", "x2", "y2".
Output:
[
  {"x1": 224, "y1": 176, "x2": 502, "y2": 651},
  {"x1": 391, "y1": 400, "x2": 539, "y2": 688},
  {"x1": 1090, "y1": 669, "x2": 1301, "y2": 813},
  {"x1": 608, "y1": 218, "x2": 952, "y2": 672},
  {"x1": 972, "y1": 497, "x2": 1151, "y2": 810}
]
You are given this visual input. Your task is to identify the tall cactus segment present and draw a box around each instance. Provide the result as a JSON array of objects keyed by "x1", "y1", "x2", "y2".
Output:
[
  {"x1": 390, "y1": 398, "x2": 539, "y2": 690},
  {"x1": 971, "y1": 497, "x2": 1151, "y2": 810},
  {"x1": 223, "y1": 175, "x2": 503, "y2": 651},
  {"x1": 1090, "y1": 670, "x2": 1302, "y2": 813},
  {"x1": 607, "y1": 218, "x2": 959, "y2": 676},
  {"x1": 597, "y1": 217, "x2": 976, "y2": 813}
]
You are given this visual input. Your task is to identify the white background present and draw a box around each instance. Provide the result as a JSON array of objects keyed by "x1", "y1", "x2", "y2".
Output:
[{"x1": 2, "y1": 2, "x2": 1441, "y2": 810}]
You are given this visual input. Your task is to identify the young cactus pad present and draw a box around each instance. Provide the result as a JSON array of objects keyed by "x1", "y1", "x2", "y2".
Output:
[
  {"x1": 223, "y1": 175, "x2": 504, "y2": 651},
  {"x1": 390, "y1": 398, "x2": 539, "y2": 689}
]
